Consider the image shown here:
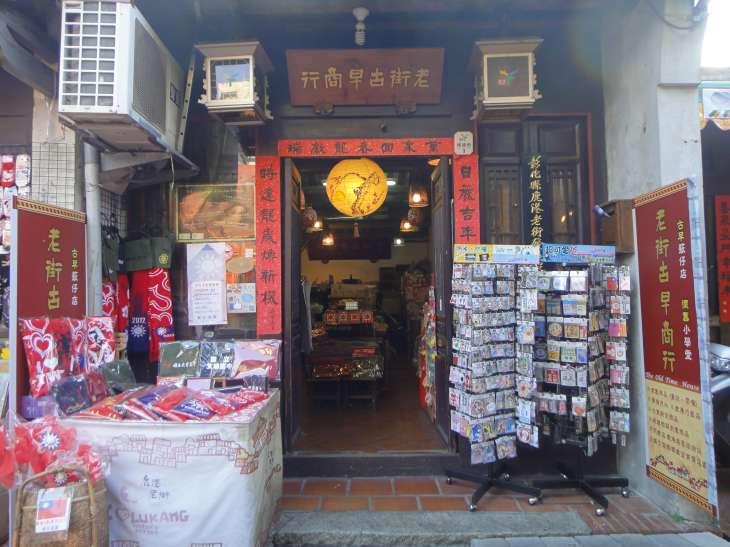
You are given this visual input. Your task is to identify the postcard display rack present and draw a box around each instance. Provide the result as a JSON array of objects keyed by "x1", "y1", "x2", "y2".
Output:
[
  {"x1": 446, "y1": 244, "x2": 633, "y2": 515},
  {"x1": 446, "y1": 245, "x2": 542, "y2": 511},
  {"x1": 532, "y1": 244, "x2": 632, "y2": 516}
]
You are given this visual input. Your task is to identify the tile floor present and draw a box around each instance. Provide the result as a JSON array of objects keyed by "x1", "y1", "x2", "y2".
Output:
[
  {"x1": 279, "y1": 476, "x2": 716, "y2": 535},
  {"x1": 293, "y1": 361, "x2": 446, "y2": 453}
]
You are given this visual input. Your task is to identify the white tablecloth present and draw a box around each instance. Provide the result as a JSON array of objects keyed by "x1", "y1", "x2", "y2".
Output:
[{"x1": 69, "y1": 389, "x2": 282, "y2": 547}]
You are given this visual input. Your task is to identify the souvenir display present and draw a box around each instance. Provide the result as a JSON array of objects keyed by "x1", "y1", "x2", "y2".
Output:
[
  {"x1": 418, "y1": 287, "x2": 437, "y2": 420},
  {"x1": 450, "y1": 246, "x2": 540, "y2": 464},
  {"x1": 534, "y1": 248, "x2": 632, "y2": 453}
]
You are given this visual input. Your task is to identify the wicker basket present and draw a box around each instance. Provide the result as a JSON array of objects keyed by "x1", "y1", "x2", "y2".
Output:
[{"x1": 13, "y1": 466, "x2": 108, "y2": 547}]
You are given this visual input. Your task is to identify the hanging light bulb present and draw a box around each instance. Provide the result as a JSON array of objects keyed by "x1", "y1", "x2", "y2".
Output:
[
  {"x1": 322, "y1": 232, "x2": 335, "y2": 246},
  {"x1": 408, "y1": 182, "x2": 429, "y2": 208},
  {"x1": 393, "y1": 237, "x2": 405, "y2": 247},
  {"x1": 353, "y1": 7, "x2": 369, "y2": 46},
  {"x1": 311, "y1": 219, "x2": 323, "y2": 232},
  {"x1": 353, "y1": 222, "x2": 360, "y2": 239},
  {"x1": 400, "y1": 218, "x2": 418, "y2": 233}
]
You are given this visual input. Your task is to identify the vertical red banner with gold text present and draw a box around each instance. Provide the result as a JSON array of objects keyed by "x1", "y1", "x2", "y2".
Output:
[
  {"x1": 13, "y1": 198, "x2": 86, "y2": 406},
  {"x1": 453, "y1": 154, "x2": 480, "y2": 243},
  {"x1": 715, "y1": 195, "x2": 730, "y2": 323},
  {"x1": 634, "y1": 181, "x2": 717, "y2": 516},
  {"x1": 255, "y1": 157, "x2": 282, "y2": 336}
]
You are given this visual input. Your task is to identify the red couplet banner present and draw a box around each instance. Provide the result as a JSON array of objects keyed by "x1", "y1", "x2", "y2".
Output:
[
  {"x1": 453, "y1": 154, "x2": 480, "y2": 243},
  {"x1": 634, "y1": 180, "x2": 716, "y2": 515},
  {"x1": 715, "y1": 195, "x2": 730, "y2": 323},
  {"x1": 12, "y1": 198, "x2": 86, "y2": 405},
  {"x1": 255, "y1": 157, "x2": 282, "y2": 336}
]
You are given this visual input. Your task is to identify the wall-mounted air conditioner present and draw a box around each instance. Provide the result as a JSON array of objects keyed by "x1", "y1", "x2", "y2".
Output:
[{"x1": 58, "y1": 0, "x2": 185, "y2": 155}]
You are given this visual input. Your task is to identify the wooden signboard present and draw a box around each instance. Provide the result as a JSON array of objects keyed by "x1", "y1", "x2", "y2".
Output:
[{"x1": 286, "y1": 49, "x2": 444, "y2": 106}]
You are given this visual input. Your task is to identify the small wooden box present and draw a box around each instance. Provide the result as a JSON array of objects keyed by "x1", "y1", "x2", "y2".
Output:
[{"x1": 599, "y1": 199, "x2": 634, "y2": 254}]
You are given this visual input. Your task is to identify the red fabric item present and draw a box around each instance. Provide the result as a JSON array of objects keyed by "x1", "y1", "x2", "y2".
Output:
[
  {"x1": 128, "y1": 271, "x2": 151, "y2": 355},
  {"x1": 67, "y1": 318, "x2": 86, "y2": 374},
  {"x1": 49, "y1": 318, "x2": 73, "y2": 376},
  {"x1": 116, "y1": 273, "x2": 130, "y2": 333},
  {"x1": 84, "y1": 316, "x2": 115, "y2": 370},
  {"x1": 0, "y1": 426, "x2": 16, "y2": 489},
  {"x1": 0, "y1": 155, "x2": 15, "y2": 188},
  {"x1": 19, "y1": 317, "x2": 63, "y2": 397},
  {"x1": 85, "y1": 369, "x2": 109, "y2": 403},
  {"x1": 102, "y1": 280, "x2": 116, "y2": 319},
  {"x1": 147, "y1": 268, "x2": 174, "y2": 362},
  {"x1": 14, "y1": 416, "x2": 77, "y2": 475}
]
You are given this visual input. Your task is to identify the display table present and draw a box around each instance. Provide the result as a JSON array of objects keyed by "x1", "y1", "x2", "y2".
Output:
[{"x1": 68, "y1": 390, "x2": 282, "y2": 547}]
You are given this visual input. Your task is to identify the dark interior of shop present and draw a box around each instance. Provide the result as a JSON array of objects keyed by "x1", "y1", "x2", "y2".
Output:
[{"x1": 291, "y1": 157, "x2": 446, "y2": 452}]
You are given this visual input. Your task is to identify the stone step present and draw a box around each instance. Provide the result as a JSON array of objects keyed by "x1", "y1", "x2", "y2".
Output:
[{"x1": 270, "y1": 510, "x2": 590, "y2": 546}]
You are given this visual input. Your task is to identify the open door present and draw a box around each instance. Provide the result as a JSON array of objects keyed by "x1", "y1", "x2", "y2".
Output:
[
  {"x1": 431, "y1": 156, "x2": 453, "y2": 444},
  {"x1": 282, "y1": 158, "x2": 303, "y2": 450}
]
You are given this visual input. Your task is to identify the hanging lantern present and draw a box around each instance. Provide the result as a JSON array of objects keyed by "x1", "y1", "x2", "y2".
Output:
[
  {"x1": 322, "y1": 232, "x2": 335, "y2": 246},
  {"x1": 303, "y1": 206, "x2": 318, "y2": 229},
  {"x1": 325, "y1": 158, "x2": 388, "y2": 217},
  {"x1": 408, "y1": 182, "x2": 429, "y2": 208},
  {"x1": 407, "y1": 207, "x2": 425, "y2": 227},
  {"x1": 400, "y1": 218, "x2": 418, "y2": 233}
]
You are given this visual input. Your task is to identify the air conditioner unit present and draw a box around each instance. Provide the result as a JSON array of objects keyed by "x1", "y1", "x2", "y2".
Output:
[{"x1": 58, "y1": 0, "x2": 185, "y2": 155}]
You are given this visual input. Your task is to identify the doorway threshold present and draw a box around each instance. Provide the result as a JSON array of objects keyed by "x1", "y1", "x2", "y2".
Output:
[{"x1": 284, "y1": 450, "x2": 460, "y2": 478}]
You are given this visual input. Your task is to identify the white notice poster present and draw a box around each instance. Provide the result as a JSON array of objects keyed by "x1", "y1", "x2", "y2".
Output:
[{"x1": 187, "y1": 243, "x2": 227, "y2": 326}]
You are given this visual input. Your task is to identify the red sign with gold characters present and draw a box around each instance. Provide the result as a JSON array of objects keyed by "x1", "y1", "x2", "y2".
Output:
[
  {"x1": 715, "y1": 195, "x2": 730, "y2": 323},
  {"x1": 255, "y1": 157, "x2": 282, "y2": 336},
  {"x1": 634, "y1": 180, "x2": 717, "y2": 516},
  {"x1": 278, "y1": 138, "x2": 452, "y2": 158},
  {"x1": 286, "y1": 49, "x2": 444, "y2": 107},
  {"x1": 453, "y1": 154, "x2": 480, "y2": 243},
  {"x1": 12, "y1": 198, "x2": 86, "y2": 404}
]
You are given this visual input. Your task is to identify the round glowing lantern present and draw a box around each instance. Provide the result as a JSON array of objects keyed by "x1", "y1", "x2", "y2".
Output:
[{"x1": 325, "y1": 158, "x2": 388, "y2": 217}]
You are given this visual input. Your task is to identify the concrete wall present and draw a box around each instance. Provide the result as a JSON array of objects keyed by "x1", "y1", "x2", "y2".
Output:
[{"x1": 601, "y1": 0, "x2": 712, "y2": 525}]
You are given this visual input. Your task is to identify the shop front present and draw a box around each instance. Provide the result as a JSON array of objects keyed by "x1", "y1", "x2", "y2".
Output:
[{"x1": 116, "y1": 0, "x2": 610, "y2": 477}]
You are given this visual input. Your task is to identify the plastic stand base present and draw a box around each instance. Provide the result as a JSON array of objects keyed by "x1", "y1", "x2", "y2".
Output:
[
  {"x1": 445, "y1": 464, "x2": 543, "y2": 512},
  {"x1": 533, "y1": 460, "x2": 629, "y2": 516}
]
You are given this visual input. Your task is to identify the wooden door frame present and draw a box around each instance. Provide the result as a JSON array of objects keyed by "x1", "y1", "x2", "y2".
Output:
[{"x1": 277, "y1": 137, "x2": 477, "y2": 454}]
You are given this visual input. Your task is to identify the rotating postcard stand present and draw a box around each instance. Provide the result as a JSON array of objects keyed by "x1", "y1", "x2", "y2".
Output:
[
  {"x1": 446, "y1": 244, "x2": 543, "y2": 511},
  {"x1": 531, "y1": 244, "x2": 632, "y2": 516}
]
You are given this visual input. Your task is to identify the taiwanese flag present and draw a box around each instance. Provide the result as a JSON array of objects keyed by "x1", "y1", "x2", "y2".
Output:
[{"x1": 37, "y1": 497, "x2": 69, "y2": 520}]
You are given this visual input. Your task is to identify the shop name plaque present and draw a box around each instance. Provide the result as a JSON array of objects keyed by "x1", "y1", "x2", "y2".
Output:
[{"x1": 286, "y1": 48, "x2": 444, "y2": 106}]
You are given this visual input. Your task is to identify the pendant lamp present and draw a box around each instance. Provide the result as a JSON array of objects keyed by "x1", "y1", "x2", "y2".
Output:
[
  {"x1": 400, "y1": 219, "x2": 418, "y2": 233},
  {"x1": 408, "y1": 182, "x2": 429, "y2": 207},
  {"x1": 322, "y1": 232, "x2": 335, "y2": 246}
]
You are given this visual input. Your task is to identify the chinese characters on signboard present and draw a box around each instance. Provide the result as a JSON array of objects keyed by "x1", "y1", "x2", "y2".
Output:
[
  {"x1": 527, "y1": 154, "x2": 544, "y2": 246},
  {"x1": 286, "y1": 49, "x2": 444, "y2": 106},
  {"x1": 278, "y1": 138, "x2": 452, "y2": 158},
  {"x1": 453, "y1": 154, "x2": 480, "y2": 243},
  {"x1": 12, "y1": 198, "x2": 86, "y2": 408},
  {"x1": 715, "y1": 196, "x2": 730, "y2": 323},
  {"x1": 634, "y1": 180, "x2": 717, "y2": 516},
  {"x1": 255, "y1": 157, "x2": 282, "y2": 336}
]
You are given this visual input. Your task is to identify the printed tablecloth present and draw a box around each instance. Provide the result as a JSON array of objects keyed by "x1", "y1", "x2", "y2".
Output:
[{"x1": 69, "y1": 390, "x2": 282, "y2": 547}]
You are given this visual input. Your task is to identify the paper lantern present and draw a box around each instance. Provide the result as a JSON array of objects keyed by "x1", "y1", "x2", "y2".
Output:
[
  {"x1": 400, "y1": 219, "x2": 418, "y2": 233},
  {"x1": 408, "y1": 182, "x2": 429, "y2": 208},
  {"x1": 325, "y1": 158, "x2": 388, "y2": 217}
]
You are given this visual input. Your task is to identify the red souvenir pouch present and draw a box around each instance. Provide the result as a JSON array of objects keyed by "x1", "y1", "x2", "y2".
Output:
[
  {"x1": 196, "y1": 390, "x2": 246, "y2": 417},
  {"x1": 119, "y1": 384, "x2": 174, "y2": 421},
  {"x1": 229, "y1": 389, "x2": 268, "y2": 408},
  {"x1": 150, "y1": 387, "x2": 193, "y2": 420},
  {"x1": 19, "y1": 317, "x2": 63, "y2": 397}
]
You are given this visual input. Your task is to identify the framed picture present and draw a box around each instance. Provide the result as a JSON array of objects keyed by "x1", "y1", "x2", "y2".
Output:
[
  {"x1": 175, "y1": 183, "x2": 256, "y2": 242},
  {"x1": 484, "y1": 53, "x2": 533, "y2": 104}
]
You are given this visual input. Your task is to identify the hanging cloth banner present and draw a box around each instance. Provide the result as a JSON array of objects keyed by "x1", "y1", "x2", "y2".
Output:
[
  {"x1": 715, "y1": 195, "x2": 730, "y2": 323},
  {"x1": 255, "y1": 157, "x2": 282, "y2": 336},
  {"x1": 453, "y1": 154, "x2": 480, "y2": 243},
  {"x1": 634, "y1": 179, "x2": 718, "y2": 516}
]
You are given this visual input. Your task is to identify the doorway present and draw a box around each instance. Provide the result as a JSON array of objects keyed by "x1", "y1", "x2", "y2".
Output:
[{"x1": 281, "y1": 144, "x2": 454, "y2": 457}]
